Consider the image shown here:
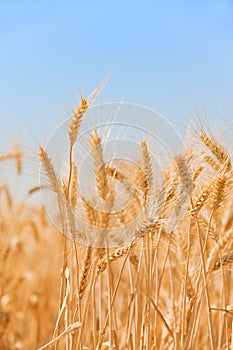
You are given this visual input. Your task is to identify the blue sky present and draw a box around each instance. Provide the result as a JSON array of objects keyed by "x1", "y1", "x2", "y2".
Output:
[{"x1": 0, "y1": 0, "x2": 233, "y2": 150}]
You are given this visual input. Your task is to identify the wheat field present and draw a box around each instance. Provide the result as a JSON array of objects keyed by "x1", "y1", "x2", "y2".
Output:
[{"x1": 0, "y1": 96, "x2": 233, "y2": 350}]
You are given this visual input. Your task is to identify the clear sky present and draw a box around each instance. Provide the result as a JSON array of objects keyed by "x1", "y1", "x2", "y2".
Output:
[{"x1": 0, "y1": 0, "x2": 233, "y2": 150}]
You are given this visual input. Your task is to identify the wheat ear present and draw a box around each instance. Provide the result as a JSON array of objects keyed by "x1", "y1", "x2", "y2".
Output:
[
  {"x1": 202, "y1": 154, "x2": 220, "y2": 172},
  {"x1": 193, "y1": 165, "x2": 203, "y2": 183},
  {"x1": 141, "y1": 140, "x2": 153, "y2": 204},
  {"x1": 164, "y1": 172, "x2": 178, "y2": 205},
  {"x1": 38, "y1": 147, "x2": 60, "y2": 193},
  {"x1": 91, "y1": 129, "x2": 113, "y2": 201},
  {"x1": 69, "y1": 98, "x2": 89, "y2": 147},
  {"x1": 67, "y1": 97, "x2": 89, "y2": 200},
  {"x1": 191, "y1": 183, "x2": 212, "y2": 215},
  {"x1": 0, "y1": 145, "x2": 22, "y2": 174},
  {"x1": 174, "y1": 153, "x2": 193, "y2": 196},
  {"x1": 79, "y1": 246, "x2": 92, "y2": 299},
  {"x1": 209, "y1": 173, "x2": 227, "y2": 210},
  {"x1": 199, "y1": 130, "x2": 231, "y2": 171},
  {"x1": 96, "y1": 245, "x2": 132, "y2": 277}
]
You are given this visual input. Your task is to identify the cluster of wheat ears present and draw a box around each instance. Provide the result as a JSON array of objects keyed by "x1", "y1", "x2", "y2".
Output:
[{"x1": 0, "y1": 92, "x2": 233, "y2": 350}]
